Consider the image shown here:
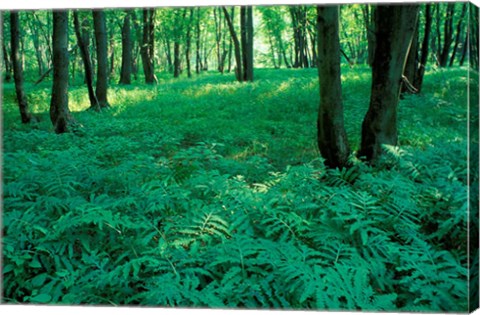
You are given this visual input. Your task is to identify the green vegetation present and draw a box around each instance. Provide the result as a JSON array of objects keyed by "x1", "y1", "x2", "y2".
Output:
[{"x1": 2, "y1": 66, "x2": 471, "y2": 311}]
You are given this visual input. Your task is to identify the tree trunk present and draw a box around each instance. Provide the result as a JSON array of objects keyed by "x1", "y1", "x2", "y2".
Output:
[
  {"x1": 93, "y1": 10, "x2": 110, "y2": 108},
  {"x1": 173, "y1": 9, "x2": 187, "y2": 78},
  {"x1": 362, "y1": 5, "x2": 376, "y2": 66},
  {"x1": 195, "y1": 8, "x2": 201, "y2": 74},
  {"x1": 414, "y1": 3, "x2": 432, "y2": 93},
  {"x1": 27, "y1": 13, "x2": 45, "y2": 77},
  {"x1": 50, "y1": 11, "x2": 73, "y2": 133},
  {"x1": 245, "y1": 6, "x2": 254, "y2": 81},
  {"x1": 119, "y1": 10, "x2": 132, "y2": 84},
  {"x1": 108, "y1": 16, "x2": 115, "y2": 78},
  {"x1": 439, "y1": 3, "x2": 455, "y2": 67},
  {"x1": 185, "y1": 8, "x2": 194, "y2": 78},
  {"x1": 73, "y1": 11, "x2": 99, "y2": 108},
  {"x1": 316, "y1": 6, "x2": 351, "y2": 168},
  {"x1": 141, "y1": 8, "x2": 156, "y2": 84},
  {"x1": 223, "y1": 6, "x2": 243, "y2": 82},
  {"x1": 449, "y1": 3, "x2": 467, "y2": 67},
  {"x1": 359, "y1": 5, "x2": 419, "y2": 162},
  {"x1": 10, "y1": 12, "x2": 33, "y2": 123},
  {"x1": 402, "y1": 19, "x2": 419, "y2": 94}
]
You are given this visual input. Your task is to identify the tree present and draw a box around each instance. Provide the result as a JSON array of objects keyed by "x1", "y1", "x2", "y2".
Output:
[
  {"x1": 10, "y1": 11, "x2": 33, "y2": 123},
  {"x1": 240, "y1": 6, "x2": 254, "y2": 81},
  {"x1": 415, "y1": 3, "x2": 432, "y2": 93},
  {"x1": 119, "y1": 10, "x2": 133, "y2": 84},
  {"x1": 362, "y1": 4, "x2": 376, "y2": 66},
  {"x1": 185, "y1": 8, "x2": 194, "y2": 78},
  {"x1": 93, "y1": 10, "x2": 110, "y2": 108},
  {"x1": 73, "y1": 11, "x2": 99, "y2": 109},
  {"x1": 223, "y1": 6, "x2": 243, "y2": 82},
  {"x1": 316, "y1": 6, "x2": 350, "y2": 168},
  {"x1": 50, "y1": 11, "x2": 73, "y2": 133},
  {"x1": 141, "y1": 8, "x2": 157, "y2": 84},
  {"x1": 449, "y1": 3, "x2": 467, "y2": 67},
  {"x1": 2, "y1": 13, "x2": 13, "y2": 82},
  {"x1": 358, "y1": 4, "x2": 419, "y2": 162}
]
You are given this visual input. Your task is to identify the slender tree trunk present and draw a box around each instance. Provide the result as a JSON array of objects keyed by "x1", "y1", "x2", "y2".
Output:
[
  {"x1": 108, "y1": 16, "x2": 115, "y2": 77},
  {"x1": 414, "y1": 3, "x2": 432, "y2": 93},
  {"x1": 195, "y1": 8, "x2": 201, "y2": 74},
  {"x1": 10, "y1": 12, "x2": 33, "y2": 123},
  {"x1": 223, "y1": 6, "x2": 243, "y2": 82},
  {"x1": 316, "y1": 6, "x2": 350, "y2": 168},
  {"x1": 449, "y1": 3, "x2": 467, "y2": 67},
  {"x1": 50, "y1": 11, "x2": 73, "y2": 133},
  {"x1": 439, "y1": 3, "x2": 455, "y2": 67},
  {"x1": 93, "y1": 10, "x2": 110, "y2": 108},
  {"x1": 73, "y1": 11, "x2": 99, "y2": 108},
  {"x1": 119, "y1": 10, "x2": 132, "y2": 84},
  {"x1": 185, "y1": 8, "x2": 194, "y2": 78},
  {"x1": 359, "y1": 5, "x2": 419, "y2": 162},
  {"x1": 402, "y1": 19, "x2": 419, "y2": 94},
  {"x1": 245, "y1": 6, "x2": 254, "y2": 81},
  {"x1": 3, "y1": 18, "x2": 13, "y2": 82},
  {"x1": 173, "y1": 41, "x2": 181, "y2": 77},
  {"x1": 27, "y1": 13, "x2": 45, "y2": 77},
  {"x1": 460, "y1": 26, "x2": 468, "y2": 67}
]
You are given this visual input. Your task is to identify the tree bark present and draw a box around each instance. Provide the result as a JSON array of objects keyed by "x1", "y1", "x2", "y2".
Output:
[
  {"x1": 73, "y1": 11, "x2": 99, "y2": 108},
  {"x1": 362, "y1": 5, "x2": 376, "y2": 66},
  {"x1": 245, "y1": 6, "x2": 254, "y2": 81},
  {"x1": 402, "y1": 19, "x2": 419, "y2": 94},
  {"x1": 439, "y1": 3, "x2": 455, "y2": 67},
  {"x1": 141, "y1": 8, "x2": 156, "y2": 84},
  {"x1": 93, "y1": 10, "x2": 110, "y2": 108},
  {"x1": 50, "y1": 11, "x2": 73, "y2": 133},
  {"x1": 223, "y1": 6, "x2": 243, "y2": 82},
  {"x1": 185, "y1": 8, "x2": 194, "y2": 78},
  {"x1": 10, "y1": 11, "x2": 33, "y2": 123},
  {"x1": 119, "y1": 10, "x2": 132, "y2": 84},
  {"x1": 316, "y1": 6, "x2": 351, "y2": 168},
  {"x1": 449, "y1": 3, "x2": 467, "y2": 67},
  {"x1": 359, "y1": 5, "x2": 419, "y2": 162},
  {"x1": 414, "y1": 3, "x2": 432, "y2": 93}
]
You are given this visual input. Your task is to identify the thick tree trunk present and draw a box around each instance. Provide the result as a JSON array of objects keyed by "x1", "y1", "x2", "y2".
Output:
[
  {"x1": 50, "y1": 11, "x2": 73, "y2": 133},
  {"x1": 10, "y1": 12, "x2": 33, "y2": 123},
  {"x1": 316, "y1": 6, "x2": 351, "y2": 169},
  {"x1": 414, "y1": 3, "x2": 432, "y2": 93},
  {"x1": 119, "y1": 10, "x2": 132, "y2": 84},
  {"x1": 449, "y1": 3, "x2": 467, "y2": 67},
  {"x1": 93, "y1": 10, "x2": 110, "y2": 109},
  {"x1": 223, "y1": 6, "x2": 243, "y2": 82},
  {"x1": 359, "y1": 5, "x2": 419, "y2": 162},
  {"x1": 73, "y1": 11, "x2": 99, "y2": 108},
  {"x1": 141, "y1": 8, "x2": 156, "y2": 84}
]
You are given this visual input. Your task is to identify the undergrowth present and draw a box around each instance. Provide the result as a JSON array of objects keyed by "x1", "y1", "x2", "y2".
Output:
[{"x1": 1, "y1": 67, "x2": 473, "y2": 311}]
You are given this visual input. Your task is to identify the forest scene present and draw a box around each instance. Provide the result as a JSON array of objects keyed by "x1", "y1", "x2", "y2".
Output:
[{"x1": 1, "y1": 2, "x2": 479, "y2": 312}]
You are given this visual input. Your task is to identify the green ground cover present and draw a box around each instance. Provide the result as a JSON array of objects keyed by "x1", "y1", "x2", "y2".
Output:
[{"x1": 2, "y1": 67, "x2": 472, "y2": 311}]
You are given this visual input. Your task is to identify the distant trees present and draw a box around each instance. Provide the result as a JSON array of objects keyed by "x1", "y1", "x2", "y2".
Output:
[
  {"x1": 50, "y1": 11, "x2": 73, "y2": 133},
  {"x1": 10, "y1": 11, "x2": 33, "y2": 123}
]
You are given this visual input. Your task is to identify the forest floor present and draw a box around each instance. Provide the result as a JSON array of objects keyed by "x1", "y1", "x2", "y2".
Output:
[{"x1": 1, "y1": 67, "x2": 474, "y2": 311}]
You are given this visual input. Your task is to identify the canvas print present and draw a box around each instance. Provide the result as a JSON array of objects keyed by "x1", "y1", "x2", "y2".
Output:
[{"x1": 1, "y1": 1, "x2": 479, "y2": 313}]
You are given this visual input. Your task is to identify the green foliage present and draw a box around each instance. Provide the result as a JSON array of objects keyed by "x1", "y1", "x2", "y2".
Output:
[{"x1": 2, "y1": 67, "x2": 471, "y2": 312}]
